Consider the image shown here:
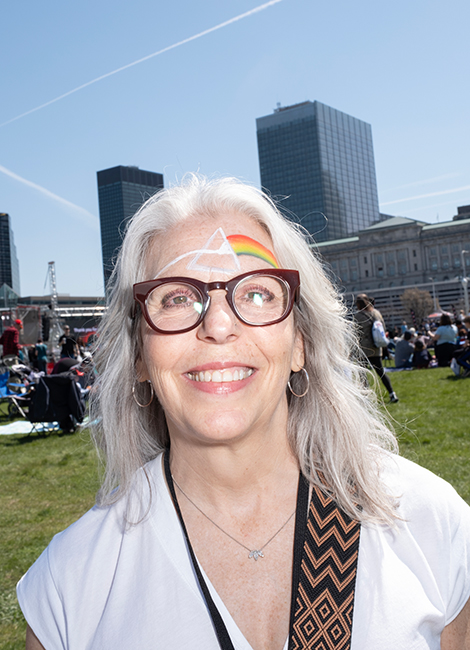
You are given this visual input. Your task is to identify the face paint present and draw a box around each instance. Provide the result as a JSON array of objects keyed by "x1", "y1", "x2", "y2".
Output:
[
  {"x1": 226, "y1": 234, "x2": 279, "y2": 268},
  {"x1": 155, "y1": 228, "x2": 241, "y2": 277},
  {"x1": 155, "y1": 227, "x2": 278, "y2": 278}
]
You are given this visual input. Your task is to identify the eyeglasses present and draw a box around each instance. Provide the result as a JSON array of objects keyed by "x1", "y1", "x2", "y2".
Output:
[{"x1": 133, "y1": 269, "x2": 300, "y2": 334}]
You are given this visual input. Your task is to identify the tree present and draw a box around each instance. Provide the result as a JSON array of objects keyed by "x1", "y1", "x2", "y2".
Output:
[{"x1": 400, "y1": 288, "x2": 433, "y2": 326}]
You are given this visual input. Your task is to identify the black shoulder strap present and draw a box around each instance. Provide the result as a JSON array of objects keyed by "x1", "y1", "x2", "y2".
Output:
[
  {"x1": 164, "y1": 450, "x2": 236, "y2": 650},
  {"x1": 289, "y1": 485, "x2": 361, "y2": 650}
]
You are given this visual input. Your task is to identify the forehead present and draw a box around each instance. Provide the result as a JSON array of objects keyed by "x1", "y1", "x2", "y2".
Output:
[{"x1": 146, "y1": 212, "x2": 275, "y2": 278}]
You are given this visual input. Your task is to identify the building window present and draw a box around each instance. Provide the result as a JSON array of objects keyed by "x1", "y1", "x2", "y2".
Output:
[
  {"x1": 431, "y1": 259, "x2": 438, "y2": 271},
  {"x1": 377, "y1": 267, "x2": 384, "y2": 277},
  {"x1": 454, "y1": 257, "x2": 461, "y2": 268},
  {"x1": 442, "y1": 257, "x2": 449, "y2": 269},
  {"x1": 387, "y1": 264, "x2": 396, "y2": 276},
  {"x1": 414, "y1": 263, "x2": 418, "y2": 271},
  {"x1": 364, "y1": 256, "x2": 368, "y2": 264},
  {"x1": 412, "y1": 249, "x2": 417, "y2": 257},
  {"x1": 365, "y1": 269, "x2": 369, "y2": 277},
  {"x1": 399, "y1": 263, "x2": 407, "y2": 275},
  {"x1": 430, "y1": 247, "x2": 437, "y2": 256},
  {"x1": 441, "y1": 245, "x2": 448, "y2": 255}
]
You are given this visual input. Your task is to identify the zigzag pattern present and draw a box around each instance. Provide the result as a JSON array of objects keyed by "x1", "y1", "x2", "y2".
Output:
[{"x1": 290, "y1": 486, "x2": 361, "y2": 650}]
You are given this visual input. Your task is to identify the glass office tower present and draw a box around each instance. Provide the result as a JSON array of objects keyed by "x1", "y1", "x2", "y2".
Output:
[
  {"x1": 256, "y1": 101, "x2": 381, "y2": 242},
  {"x1": 97, "y1": 165, "x2": 164, "y2": 287},
  {"x1": 0, "y1": 213, "x2": 20, "y2": 295}
]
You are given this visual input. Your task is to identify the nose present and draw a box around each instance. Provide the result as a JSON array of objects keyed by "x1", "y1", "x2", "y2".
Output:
[{"x1": 197, "y1": 290, "x2": 239, "y2": 343}]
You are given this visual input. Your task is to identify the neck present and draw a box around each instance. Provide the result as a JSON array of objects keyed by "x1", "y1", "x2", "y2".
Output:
[{"x1": 168, "y1": 430, "x2": 299, "y2": 511}]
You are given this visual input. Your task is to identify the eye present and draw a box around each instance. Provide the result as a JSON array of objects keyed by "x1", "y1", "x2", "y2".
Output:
[
  {"x1": 238, "y1": 283, "x2": 275, "y2": 305},
  {"x1": 160, "y1": 287, "x2": 200, "y2": 309}
]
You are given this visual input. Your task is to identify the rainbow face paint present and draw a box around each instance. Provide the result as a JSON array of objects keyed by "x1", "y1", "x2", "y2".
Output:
[{"x1": 227, "y1": 234, "x2": 279, "y2": 268}]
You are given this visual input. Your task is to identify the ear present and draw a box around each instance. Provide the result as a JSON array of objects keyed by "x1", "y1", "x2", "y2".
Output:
[
  {"x1": 291, "y1": 330, "x2": 305, "y2": 372},
  {"x1": 135, "y1": 355, "x2": 150, "y2": 382}
]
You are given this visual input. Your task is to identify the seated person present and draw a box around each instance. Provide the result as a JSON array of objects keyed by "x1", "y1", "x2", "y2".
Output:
[
  {"x1": 453, "y1": 316, "x2": 470, "y2": 377},
  {"x1": 432, "y1": 314, "x2": 458, "y2": 367},
  {"x1": 412, "y1": 340, "x2": 432, "y2": 369},
  {"x1": 394, "y1": 331, "x2": 415, "y2": 369}
]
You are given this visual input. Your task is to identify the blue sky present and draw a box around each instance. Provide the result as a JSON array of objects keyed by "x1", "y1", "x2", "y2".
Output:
[{"x1": 2, "y1": 0, "x2": 469, "y2": 296}]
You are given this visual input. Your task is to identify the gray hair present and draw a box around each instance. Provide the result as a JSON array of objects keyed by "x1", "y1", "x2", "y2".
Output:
[{"x1": 90, "y1": 175, "x2": 398, "y2": 525}]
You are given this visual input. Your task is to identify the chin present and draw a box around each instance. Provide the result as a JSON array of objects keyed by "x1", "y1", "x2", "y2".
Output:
[{"x1": 182, "y1": 412, "x2": 256, "y2": 446}]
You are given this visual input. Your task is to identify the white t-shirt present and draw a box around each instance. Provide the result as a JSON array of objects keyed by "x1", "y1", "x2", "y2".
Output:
[{"x1": 17, "y1": 453, "x2": 470, "y2": 650}]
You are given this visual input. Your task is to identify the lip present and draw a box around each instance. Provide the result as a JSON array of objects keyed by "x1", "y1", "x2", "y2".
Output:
[
  {"x1": 186, "y1": 361, "x2": 255, "y2": 373},
  {"x1": 183, "y1": 367, "x2": 257, "y2": 395}
]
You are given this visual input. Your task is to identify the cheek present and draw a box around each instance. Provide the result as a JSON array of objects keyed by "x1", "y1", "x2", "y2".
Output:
[{"x1": 139, "y1": 329, "x2": 192, "y2": 384}]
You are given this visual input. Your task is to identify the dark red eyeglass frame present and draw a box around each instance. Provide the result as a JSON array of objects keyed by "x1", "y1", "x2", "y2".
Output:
[{"x1": 133, "y1": 268, "x2": 300, "y2": 334}]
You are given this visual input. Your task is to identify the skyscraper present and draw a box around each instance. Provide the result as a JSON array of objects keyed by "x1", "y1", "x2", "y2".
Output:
[
  {"x1": 0, "y1": 213, "x2": 21, "y2": 295},
  {"x1": 256, "y1": 101, "x2": 381, "y2": 242},
  {"x1": 97, "y1": 165, "x2": 164, "y2": 286}
]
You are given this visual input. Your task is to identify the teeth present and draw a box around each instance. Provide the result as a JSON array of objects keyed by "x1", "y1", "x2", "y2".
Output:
[{"x1": 188, "y1": 368, "x2": 254, "y2": 383}]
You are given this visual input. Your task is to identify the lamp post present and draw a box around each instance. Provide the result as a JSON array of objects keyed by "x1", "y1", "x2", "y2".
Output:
[
  {"x1": 429, "y1": 277, "x2": 437, "y2": 311},
  {"x1": 461, "y1": 250, "x2": 469, "y2": 316}
]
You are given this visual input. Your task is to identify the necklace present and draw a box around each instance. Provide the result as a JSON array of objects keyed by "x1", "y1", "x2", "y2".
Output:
[{"x1": 172, "y1": 476, "x2": 296, "y2": 561}]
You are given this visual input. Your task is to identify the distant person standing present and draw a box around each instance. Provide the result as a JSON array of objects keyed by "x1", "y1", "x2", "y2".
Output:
[
  {"x1": 0, "y1": 319, "x2": 23, "y2": 362},
  {"x1": 58, "y1": 326, "x2": 78, "y2": 359},
  {"x1": 35, "y1": 339, "x2": 48, "y2": 373},
  {"x1": 355, "y1": 294, "x2": 399, "y2": 403}
]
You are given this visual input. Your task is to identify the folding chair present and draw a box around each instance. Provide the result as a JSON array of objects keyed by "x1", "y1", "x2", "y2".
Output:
[
  {"x1": 27, "y1": 374, "x2": 86, "y2": 434},
  {"x1": 0, "y1": 369, "x2": 29, "y2": 418}
]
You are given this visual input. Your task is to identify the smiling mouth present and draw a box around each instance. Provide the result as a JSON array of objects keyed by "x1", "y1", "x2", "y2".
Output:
[{"x1": 186, "y1": 368, "x2": 255, "y2": 383}]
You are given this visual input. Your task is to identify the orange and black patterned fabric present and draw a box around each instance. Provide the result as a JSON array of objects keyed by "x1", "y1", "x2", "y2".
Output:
[{"x1": 290, "y1": 484, "x2": 361, "y2": 650}]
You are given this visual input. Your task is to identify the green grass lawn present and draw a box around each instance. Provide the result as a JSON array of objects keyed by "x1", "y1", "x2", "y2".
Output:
[
  {"x1": 380, "y1": 364, "x2": 470, "y2": 502},
  {"x1": 0, "y1": 421, "x2": 101, "y2": 649},
  {"x1": 0, "y1": 366, "x2": 468, "y2": 648}
]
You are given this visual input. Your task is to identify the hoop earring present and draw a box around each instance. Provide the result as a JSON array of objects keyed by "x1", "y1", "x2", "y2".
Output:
[
  {"x1": 132, "y1": 380, "x2": 154, "y2": 407},
  {"x1": 287, "y1": 367, "x2": 310, "y2": 398}
]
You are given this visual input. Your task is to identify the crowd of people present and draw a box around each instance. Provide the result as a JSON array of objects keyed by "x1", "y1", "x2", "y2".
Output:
[
  {"x1": 0, "y1": 321, "x2": 92, "y2": 372},
  {"x1": 384, "y1": 312, "x2": 470, "y2": 376}
]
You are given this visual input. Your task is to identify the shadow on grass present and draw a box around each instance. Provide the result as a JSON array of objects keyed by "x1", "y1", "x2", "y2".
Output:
[
  {"x1": 0, "y1": 430, "x2": 77, "y2": 447},
  {"x1": 441, "y1": 374, "x2": 468, "y2": 382}
]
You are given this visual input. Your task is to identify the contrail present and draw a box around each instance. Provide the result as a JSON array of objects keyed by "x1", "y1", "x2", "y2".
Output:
[
  {"x1": 380, "y1": 184, "x2": 470, "y2": 207},
  {"x1": 381, "y1": 172, "x2": 461, "y2": 194},
  {"x1": 0, "y1": 0, "x2": 283, "y2": 128},
  {"x1": 0, "y1": 164, "x2": 99, "y2": 229}
]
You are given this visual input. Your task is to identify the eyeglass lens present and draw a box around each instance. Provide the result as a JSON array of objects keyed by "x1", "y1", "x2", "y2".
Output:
[{"x1": 145, "y1": 275, "x2": 290, "y2": 331}]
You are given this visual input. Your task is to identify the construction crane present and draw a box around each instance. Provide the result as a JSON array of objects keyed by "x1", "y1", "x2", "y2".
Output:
[{"x1": 46, "y1": 261, "x2": 62, "y2": 356}]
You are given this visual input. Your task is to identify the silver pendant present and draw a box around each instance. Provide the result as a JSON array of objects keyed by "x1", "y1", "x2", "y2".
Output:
[{"x1": 249, "y1": 549, "x2": 264, "y2": 561}]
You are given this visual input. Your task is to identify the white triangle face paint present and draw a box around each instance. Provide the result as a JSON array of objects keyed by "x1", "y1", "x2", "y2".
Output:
[
  {"x1": 155, "y1": 227, "x2": 241, "y2": 278},
  {"x1": 186, "y1": 228, "x2": 241, "y2": 273}
]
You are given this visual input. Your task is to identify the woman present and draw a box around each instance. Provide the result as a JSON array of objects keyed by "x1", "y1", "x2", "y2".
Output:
[
  {"x1": 354, "y1": 294, "x2": 399, "y2": 401},
  {"x1": 432, "y1": 313, "x2": 458, "y2": 367},
  {"x1": 18, "y1": 176, "x2": 470, "y2": 649}
]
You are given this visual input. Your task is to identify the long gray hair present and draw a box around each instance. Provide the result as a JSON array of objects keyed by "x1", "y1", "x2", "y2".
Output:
[{"x1": 90, "y1": 175, "x2": 398, "y2": 524}]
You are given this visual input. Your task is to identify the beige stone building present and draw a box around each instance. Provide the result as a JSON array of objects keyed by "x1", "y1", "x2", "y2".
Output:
[{"x1": 315, "y1": 211, "x2": 470, "y2": 328}]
